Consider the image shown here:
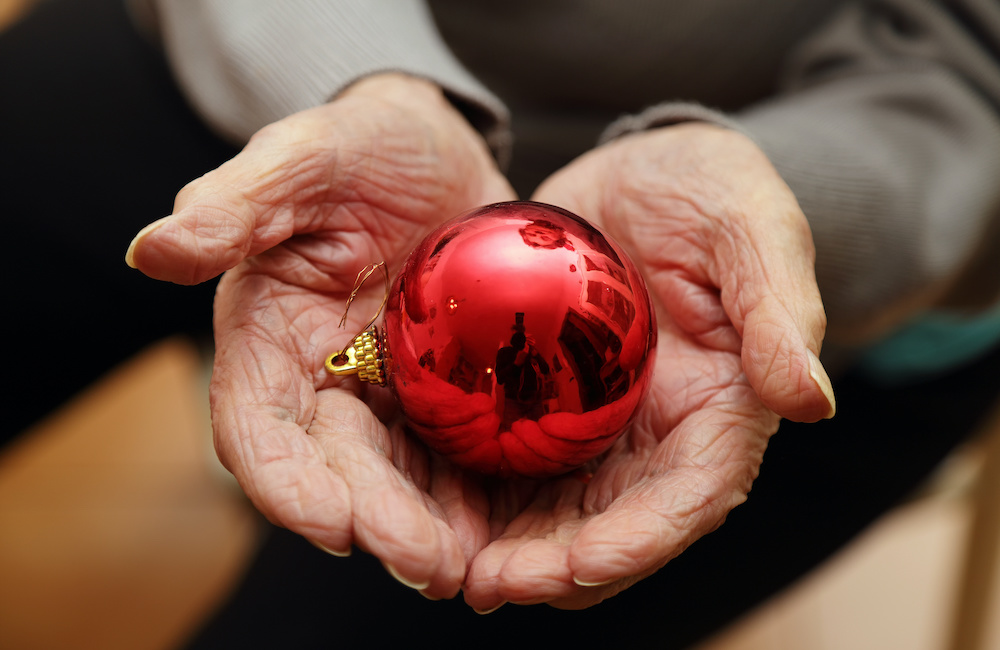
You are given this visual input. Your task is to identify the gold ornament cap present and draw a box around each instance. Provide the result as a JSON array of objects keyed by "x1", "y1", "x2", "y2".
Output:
[{"x1": 325, "y1": 327, "x2": 387, "y2": 386}]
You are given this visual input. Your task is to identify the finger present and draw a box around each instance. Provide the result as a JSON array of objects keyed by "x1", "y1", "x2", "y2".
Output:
[
  {"x1": 477, "y1": 536, "x2": 581, "y2": 607},
  {"x1": 206, "y1": 277, "x2": 356, "y2": 553},
  {"x1": 424, "y1": 454, "x2": 493, "y2": 567},
  {"x1": 463, "y1": 479, "x2": 587, "y2": 611},
  {"x1": 314, "y1": 399, "x2": 469, "y2": 598},
  {"x1": 563, "y1": 396, "x2": 776, "y2": 593},
  {"x1": 209, "y1": 336, "x2": 356, "y2": 554}
]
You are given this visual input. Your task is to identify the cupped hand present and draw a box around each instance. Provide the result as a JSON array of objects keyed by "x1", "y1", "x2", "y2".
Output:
[
  {"x1": 462, "y1": 123, "x2": 836, "y2": 611},
  {"x1": 126, "y1": 73, "x2": 516, "y2": 599}
]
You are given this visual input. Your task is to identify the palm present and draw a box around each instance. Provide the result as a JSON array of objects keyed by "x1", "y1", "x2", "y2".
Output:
[
  {"x1": 462, "y1": 249, "x2": 776, "y2": 611},
  {"x1": 461, "y1": 123, "x2": 831, "y2": 611}
]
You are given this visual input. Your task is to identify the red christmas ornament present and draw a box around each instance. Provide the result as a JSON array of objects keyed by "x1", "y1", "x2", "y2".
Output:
[{"x1": 327, "y1": 201, "x2": 656, "y2": 478}]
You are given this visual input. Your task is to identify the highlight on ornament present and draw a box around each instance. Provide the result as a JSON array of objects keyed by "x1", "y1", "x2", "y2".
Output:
[{"x1": 326, "y1": 201, "x2": 657, "y2": 478}]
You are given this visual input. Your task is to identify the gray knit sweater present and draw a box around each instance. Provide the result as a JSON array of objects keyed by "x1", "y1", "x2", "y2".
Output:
[{"x1": 131, "y1": 0, "x2": 1000, "y2": 371}]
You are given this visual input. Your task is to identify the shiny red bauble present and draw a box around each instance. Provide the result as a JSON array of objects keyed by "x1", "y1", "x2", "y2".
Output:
[{"x1": 379, "y1": 201, "x2": 656, "y2": 478}]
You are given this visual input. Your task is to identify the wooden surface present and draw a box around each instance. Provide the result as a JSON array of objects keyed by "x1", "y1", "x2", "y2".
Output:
[
  {"x1": 948, "y1": 402, "x2": 1000, "y2": 650},
  {"x1": 0, "y1": 0, "x2": 32, "y2": 30},
  {"x1": 0, "y1": 339, "x2": 262, "y2": 650}
]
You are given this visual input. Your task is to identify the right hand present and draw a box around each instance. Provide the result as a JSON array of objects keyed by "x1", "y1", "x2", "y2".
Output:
[
  {"x1": 461, "y1": 122, "x2": 834, "y2": 611},
  {"x1": 126, "y1": 73, "x2": 516, "y2": 598}
]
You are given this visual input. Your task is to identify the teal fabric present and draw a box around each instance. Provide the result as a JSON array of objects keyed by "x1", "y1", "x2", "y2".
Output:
[{"x1": 859, "y1": 303, "x2": 1000, "y2": 383}]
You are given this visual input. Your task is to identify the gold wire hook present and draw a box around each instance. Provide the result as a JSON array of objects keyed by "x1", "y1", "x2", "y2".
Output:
[
  {"x1": 338, "y1": 261, "x2": 390, "y2": 346},
  {"x1": 325, "y1": 262, "x2": 390, "y2": 383}
]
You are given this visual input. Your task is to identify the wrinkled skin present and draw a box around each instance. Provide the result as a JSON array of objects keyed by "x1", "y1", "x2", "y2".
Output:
[{"x1": 126, "y1": 73, "x2": 834, "y2": 611}]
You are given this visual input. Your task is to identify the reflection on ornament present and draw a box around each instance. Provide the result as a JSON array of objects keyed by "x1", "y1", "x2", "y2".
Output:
[{"x1": 327, "y1": 201, "x2": 656, "y2": 478}]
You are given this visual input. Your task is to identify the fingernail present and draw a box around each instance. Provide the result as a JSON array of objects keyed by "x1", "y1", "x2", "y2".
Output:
[
  {"x1": 383, "y1": 562, "x2": 431, "y2": 591},
  {"x1": 308, "y1": 539, "x2": 352, "y2": 557},
  {"x1": 808, "y1": 351, "x2": 837, "y2": 419},
  {"x1": 572, "y1": 576, "x2": 614, "y2": 587},
  {"x1": 418, "y1": 589, "x2": 441, "y2": 602},
  {"x1": 125, "y1": 217, "x2": 170, "y2": 268},
  {"x1": 474, "y1": 602, "x2": 506, "y2": 615}
]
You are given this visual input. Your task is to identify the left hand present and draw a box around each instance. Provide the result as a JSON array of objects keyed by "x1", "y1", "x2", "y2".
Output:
[{"x1": 462, "y1": 122, "x2": 835, "y2": 611}]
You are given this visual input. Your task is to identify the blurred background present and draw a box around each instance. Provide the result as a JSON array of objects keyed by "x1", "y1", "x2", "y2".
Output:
[{"x1": 1, "y1": 1, "x2": 998, "y2": 649}]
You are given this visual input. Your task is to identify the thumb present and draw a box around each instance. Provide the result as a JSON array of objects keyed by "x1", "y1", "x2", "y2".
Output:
[
  {"x1": 740, "y1": 293, "x2": 837, "y2": 423},
  {"x1": 124, "y1": 207, "x2": 260, "y2": 287},
  {"x1": 125, "y1": 146, "x2": 305, "y2": 285},
  {"x1": 721, "y1": 217, "x2": 836, "y2": 423}
]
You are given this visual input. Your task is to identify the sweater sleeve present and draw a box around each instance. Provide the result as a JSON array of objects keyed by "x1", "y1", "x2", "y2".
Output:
[
  {"x1": 144, "y1": 0, "x2": 511, "y2": 160},
  {"x1": 604, "y1": 0, "x2": 1000, "y2": 346}
]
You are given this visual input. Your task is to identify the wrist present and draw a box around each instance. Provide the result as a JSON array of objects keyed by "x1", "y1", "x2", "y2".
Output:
[
  {"x1": 599, "y1": 102, "x2": 757, "y2": 149},
  {"x1": 340, "y1": 72, "x2": 446, "y2": 107},
  {"x1": 340, "y1": 72, "x2": 511, "y2": 170}
]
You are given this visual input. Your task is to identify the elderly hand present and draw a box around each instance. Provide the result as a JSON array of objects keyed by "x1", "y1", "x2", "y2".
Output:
[
  {"x1": 461, "y1": 123, "x2": 835, "y2": 611},
  {"x1": 126, "y1": 73, "x2": 516, "y2": 599}
]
